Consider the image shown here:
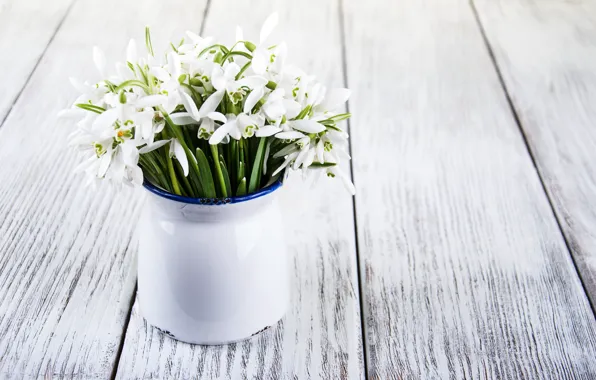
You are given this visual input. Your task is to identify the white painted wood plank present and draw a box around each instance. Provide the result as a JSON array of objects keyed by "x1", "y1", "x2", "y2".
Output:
[
  {"x1": 115, "y1": 1, "x2": 364, "y2": 379},
  {"x1": 343, "y1": 0, "x2": 596, "y2": 378},
  {"x1": 0, "y1": 0, "x2": 207, "y2": 377},
  {"x1": 0, "y1": 0, "x2": 73, "y2": 125},
  {"x1": 473, "y1": 0, "x2": 596, "y2": 309}
]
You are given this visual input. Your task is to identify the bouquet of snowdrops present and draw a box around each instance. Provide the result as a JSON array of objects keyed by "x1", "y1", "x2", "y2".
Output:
[{"x1": 61, "y1": 13, "x2": 354, "y2": 198}]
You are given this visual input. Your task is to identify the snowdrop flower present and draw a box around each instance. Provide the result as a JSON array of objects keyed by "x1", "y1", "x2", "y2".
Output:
[
  {"x1": 237, "y1": 113, "x2": 265, "y2": 138},
  {"x1": 62, "y1": 12, "x2": 355, "y2": 195},
  {"x1": 169, "y1": 90, "x2": 227, "y2": 139},
  {"x1": 151, "y1": 52, "x2": 186, "y2": 112},
  {"x1": 261, "y1": 88, "x2": 300, "y2": 122},
  {"x1": 209, "y1": 114, "x2": 242, "y2": 144},
  {"x1": 248, "y1": 12, "x2": 279, "y2": 75},
  {"x1": 212, "y1": 62, "x2": 267, "y2": 105}
]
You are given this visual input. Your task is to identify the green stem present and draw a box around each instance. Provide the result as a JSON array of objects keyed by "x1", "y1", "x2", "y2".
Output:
[
  {"x1": 166, "y1": 150, "x2": 182, "y2": 195},
  {"x1": 210, "y1": 144, "x2": 228, "y2": 197}
]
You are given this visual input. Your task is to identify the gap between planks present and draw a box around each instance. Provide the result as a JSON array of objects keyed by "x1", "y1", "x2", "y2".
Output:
[
  {"x1": 337, "y1": 0, "x2": 370, "y2": 377},
  {"x1": 468, "y1": 0, "x2": 596, "y2": 318}
]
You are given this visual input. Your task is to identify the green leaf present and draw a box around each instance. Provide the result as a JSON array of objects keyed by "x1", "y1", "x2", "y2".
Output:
[
  {"x1": 195, "y1": 148, "x2": 217, "y2": 198},
  {"x1": 248, "y1": 138, "x2": 267, "y2": 194},
  {"x1": 235, "y1": 61, "x2": 252, "y2": 80},
  {"x1": 264, "y1": 172, "x2": 282, "y2": 188},
  {"x1": 236, "y1": 178, "x2": 247, "y2": 196},
  {"x1": 165, "y1": 149, "x2": 182, "y2": 195},
  {"x1": 237, "y1": 161, "x2": 245, "y2": 183},
  {"x1": 220, "y1": 160, "x2": 232, "y2": 197},
  {"x1": 210, "y1": 144, "x2": 228, "y2": 197},
  {"x1": 145, "y1": 26, "x2": 154, "y2": 56},
  {"x1": 114, "y1": 79, "x2": 150, "y2": 92},
  {"x1": 295, "y1": 105, "x2": 312, "y2": 120},
  {"x1": 75, "y1": 103, "x2": 105, "y2": 114}
]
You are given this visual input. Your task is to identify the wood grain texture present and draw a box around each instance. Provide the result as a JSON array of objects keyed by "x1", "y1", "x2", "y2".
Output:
[
  {"x1": 0, "y1": 0, "x2": 207, "y2": 378},
  {"x1": 342, "y1": 0, "x2": 596, "y2": 378},
  {"x1": 115, "y1": 1, "x2": 364, "y2": 379},
  {"x1": 0, "y1": 0, "x2": 73, "y2": 125},
  {"x1": 473, "y1": 0, "x2": 596, "y2": 310}
]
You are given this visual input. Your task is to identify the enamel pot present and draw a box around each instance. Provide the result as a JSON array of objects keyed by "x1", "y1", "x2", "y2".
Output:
[{"x1": 137, "y1": 180, "x2": 289, "y2": 344}]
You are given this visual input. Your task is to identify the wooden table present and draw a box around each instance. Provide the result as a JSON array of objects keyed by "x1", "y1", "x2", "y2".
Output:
[{"x1": 2, "y1": 0, "x2": 596, "y2": 378}]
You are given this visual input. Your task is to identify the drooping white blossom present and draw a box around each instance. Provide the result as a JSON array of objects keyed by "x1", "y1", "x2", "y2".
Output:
[{"x1": 61, "y1": 13, "x2": 354, "y2": 195}]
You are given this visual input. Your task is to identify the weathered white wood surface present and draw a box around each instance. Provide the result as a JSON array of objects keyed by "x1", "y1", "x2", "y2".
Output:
[
  {"x1": 2, "y1": 0, "x2": 596, "y2": 378},
  {"x1": 473, "y1": 0, "x2": 596, "y2": 309},
  {"x1": 343, "y1": 0, "x2": 596, "y2": 378},
  {"x1": 115, "y1": 1, "x2": 364, "y2": 379},
  {"x1": 0, "y1": 0, "x2": 73, "y2": 125},
  {"x1": 0, "y1": 0, "x2": 207, "y2": 378}
]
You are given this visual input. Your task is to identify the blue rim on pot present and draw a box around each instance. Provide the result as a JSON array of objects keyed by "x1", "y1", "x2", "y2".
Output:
[{"x1": 142, "y1": 179, "x2": 283, "y2": 205}]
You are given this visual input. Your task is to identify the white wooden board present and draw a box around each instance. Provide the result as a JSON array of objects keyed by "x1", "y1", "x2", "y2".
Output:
[
  {"x1": 115, "y1": 1, "x2": 364, "y2": 379},
  {"x1": 343, "y1": 0, "x2": 596, "y2": 378},
  {"x1": 0, "y1": 0, "x2": 207, "y2": 377},
  {"x1": 0, "y1": 0, "x2": 73, "y2": 125},
  {"x1": 474, "y1": 0, "x2": 596, "y2": 308}
]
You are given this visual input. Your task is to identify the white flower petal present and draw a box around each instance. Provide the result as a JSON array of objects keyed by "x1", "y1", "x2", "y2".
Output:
[
  {"x1": 206, "y1": 111, "x2": 227, "y2": 123},
  {"x1": 180, "y1": 91, "x2": 201, "y2": 120},
  {"x1": 319, "y1": 88, "x2": 351, "y2": 111},
  {"x1": 198, "y1": 90, "x2": 225, "y2": 116},
  {"x1": 273, "y1": 143, "x2": 298, "y2": 158},
  {"x1": 92, "y1": 108, "x2": 118, "y2": 129},
  {"x1": 211, "y1": 66, "x2": 227, "y2": 91},
  {"x1": 150, "y1": 67, "x2": 170, "y2": 82},
  {"x1": 93, "y1": 46, "x2": 106, "y2": 76},
  {"x1": 283, "y1": 99, "x2": 301, "y2": 119},
  {"x1": 237, "y1": 76, "x2": 268, "y2": 89},
  {"x1": 252, "y1": 48, "x2": 268, "y2": 75},
  {"x1": 293, "y1": 146, "x2": 310, "y2": 169},
  {"x1": 135, "y1": 94, "x2": 167, "y2": 107},
  {"x1": 139, "y1": 139, "x2": 169, "y2": 153},
  {"x1": 209, "y1": 120, "x2": 234, "y2": 145},
  {"x1": 127, "y1": 39, "x2": 137, "y2": 63},
  {"x1": 260, "y1": 12, "x2": 278, "y2": 44},
  {"x1": 168, "y1": 52, "x2": 181, "y2": 79},
  {"x1": 224, "y1": 63, "x2": 241, "y2": 80},
  {"x1": 303, "y1": 147, "x2": 316, "y2": 168},
  {"x1": 186, "y1": 30, "x2": 202, "y2": 43},
  {"x1": 316, "y1": 139, "x2": 324, "y2": 162},
  {"x1": 97, "y1": 152, "x2": 111, "y2": 177},
  {"x1": 244, "y1": 87, "x2": 264, "y2": 114},
  {"x1": 236, "y1": 26, "x2": 244, "y2": 42},
  {"x1": 272, "y1": 151, "x2": 297, "y2": 176},
  {"x1": 256, "y1": 125, "x2": 282, "y2": 137},
  {"x1": 130, "y1": 165, "x2": 143, "y2": 186},
  {"x1": 276, "y1": 131, "x2": 305, "y2": 140},
  {"x1": 171, "y1": 139, "x2": 189, "y2": 176},
  {"x1": 291, "y1": 119, "x2": 325, "y2": 133},
  {"x1": 170, "y1": 112, "x2": 198, "y2": 125}
]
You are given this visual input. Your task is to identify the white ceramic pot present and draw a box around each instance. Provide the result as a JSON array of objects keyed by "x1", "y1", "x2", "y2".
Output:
[{"x1": 137, "y1": 181, "x2": 289, "y2": 345}]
